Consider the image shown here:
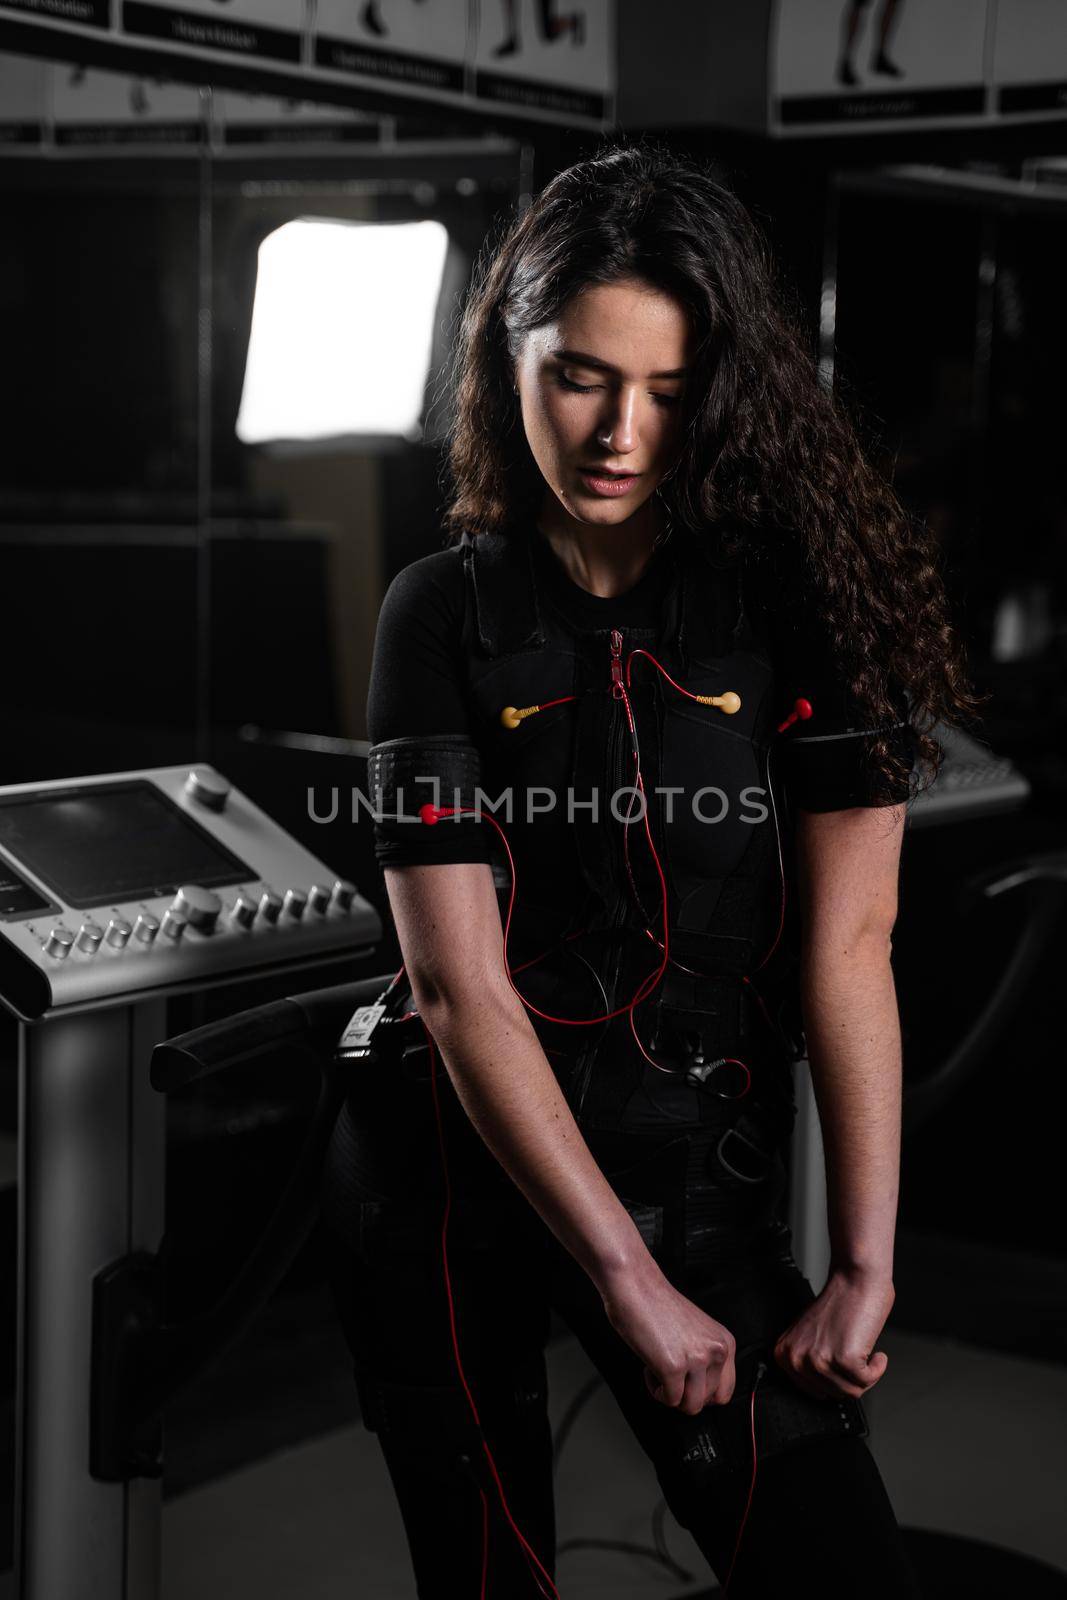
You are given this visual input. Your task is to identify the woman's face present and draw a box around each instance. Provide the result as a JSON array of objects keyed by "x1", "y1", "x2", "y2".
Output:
[{"x1": 513, "y1": 276, "x2": 694, "y2": 530}]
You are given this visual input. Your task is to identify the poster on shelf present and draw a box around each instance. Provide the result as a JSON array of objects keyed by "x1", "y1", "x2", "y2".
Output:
[
  {"x1": 217, "y1": 90, "x2": 378, "y2": 146},
  {"x1": 993, "y1": 0, "x2": 1067, "y2": 116},
  {"x1": 313, "y1": 0, "x2": 468, "y2": 98},
  {"x1": 772, "y1": 0, "x2": 991, "y2": 132},
  {"x1": 119, "y1": 0, "x2": 304, "y2": 66},
  {"x1": 0, "y1": 0, "x2": 109, "y2": 28},
  {"x1": 1, "y1": 0, "x2": 616, "y2": 126},
  {"x1": 471, "y1": 0, "x2": 613, "y2": 123},
  {"x1": 0, "y1": 51, "x2": 49, "y2": 146},
  {"x1": 52, "y1": 60, "x2": 203, "y2": 144}
]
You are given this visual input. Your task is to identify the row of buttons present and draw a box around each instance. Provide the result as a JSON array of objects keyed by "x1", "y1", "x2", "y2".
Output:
[{"x1": 42, "y1": 878, "x2": 356, "y2": 960}]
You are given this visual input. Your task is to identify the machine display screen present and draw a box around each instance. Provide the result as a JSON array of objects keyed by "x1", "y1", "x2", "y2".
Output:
[{"x1": 0, "y1": 781, "x2": 255, "y2": 908}]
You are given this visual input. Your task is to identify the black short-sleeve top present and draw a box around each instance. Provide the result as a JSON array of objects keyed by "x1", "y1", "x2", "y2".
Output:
[{"x1": 366, "y1": 525, "x2": 915, "y2": 872}]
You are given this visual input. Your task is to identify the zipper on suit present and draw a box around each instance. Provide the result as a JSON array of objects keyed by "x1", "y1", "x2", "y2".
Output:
[{"x1": 605, "y1": 627, "x2": 632, "y2": 1010}]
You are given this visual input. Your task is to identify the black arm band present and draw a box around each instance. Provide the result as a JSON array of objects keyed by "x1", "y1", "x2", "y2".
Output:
[
  {"x1": 782, "y1": 719, "x2": 917, "y2": 812},
  {"x1": 365, "y1": 734, "x2": 491, "y2": 866}
]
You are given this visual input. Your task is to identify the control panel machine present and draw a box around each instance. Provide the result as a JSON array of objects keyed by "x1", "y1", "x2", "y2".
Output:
[
  {"x1": 0, "y1": 764, "x2": 380, "y2": 1600},
  {"x1": 0, "y1": 764, "x2": 376, "y2": 1018}
]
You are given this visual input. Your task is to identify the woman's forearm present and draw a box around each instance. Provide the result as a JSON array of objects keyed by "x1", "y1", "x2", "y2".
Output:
[
  {"x1": 799, "y1": 926, "x2": 902, "y2": 1282},
  {"x1": 418, "y1": 982, "x2": 655, "y2": 1293}
]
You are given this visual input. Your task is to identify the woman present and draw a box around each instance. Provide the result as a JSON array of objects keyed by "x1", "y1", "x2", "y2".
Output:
[{"x1": 321, "y1": 141, "x2": 978, "y2": 1598}]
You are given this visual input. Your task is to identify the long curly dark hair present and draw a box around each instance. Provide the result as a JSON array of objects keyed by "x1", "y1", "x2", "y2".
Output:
[{"x1": 442, "y1": 138, "x2": 984, "y2": 795}]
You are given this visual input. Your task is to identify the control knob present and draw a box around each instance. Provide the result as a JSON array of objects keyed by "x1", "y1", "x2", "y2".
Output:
[
  {"x1": 44, "y1": 926, "x2": 74, "y2": 961},
  {"x1": 134, "y1": 914, "x2": 160, "y2": 945},
  {"x1": 259, "y1": 890, "x2": 283, "y2": 925},
  {"x1": 76, "y1": 921, "x2": 104, "y2": 954},
  {"x1": 105, "y1": 917, "x2": 132, "y2": 949},
  {"x1": 308, "y1": 884, "x2": 331, "y2": 916},
  {"x1": 283, "y1": 889, "x2": 307, "y2": 920},
  {"x1": 171, "y1": 885, "x2": 222, "y2": 934},
  {"x1": 161, "y1": 910, "x2": 187, "y2": 943},
  {"x1": 230, "y1": 895, "x2": 258, "y2": 930},
  {"x1": 331, "y1": 879, "x2": 356, "y2": 912},
  {"x1": 184, "y1": 768, "x2": 230, "y2": 813}
]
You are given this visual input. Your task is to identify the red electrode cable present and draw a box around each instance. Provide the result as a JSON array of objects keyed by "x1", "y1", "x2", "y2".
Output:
[
  {"x1": 421, "y1": 1004, "x2": 561, "y2": 1600},
  {"x1": 723, "y1": 1361, "x2": 766, "y2": 1597},
  {"x1": 391, "y1": 640, "x2": 812, "y2": 1595}
]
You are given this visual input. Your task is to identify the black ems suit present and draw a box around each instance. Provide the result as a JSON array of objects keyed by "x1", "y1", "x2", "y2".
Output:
[{"x1": 320, "y1": 521, "x2": 922, "y2": 1599}]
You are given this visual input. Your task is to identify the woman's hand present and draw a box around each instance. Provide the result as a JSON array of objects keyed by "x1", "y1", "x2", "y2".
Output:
[
  {"x1": 773, "y1": 1266, "x2": 894, "y2": 1400},
  {"x1": 599, "y1": 1257, "x2": 737, "y2": 1414}
]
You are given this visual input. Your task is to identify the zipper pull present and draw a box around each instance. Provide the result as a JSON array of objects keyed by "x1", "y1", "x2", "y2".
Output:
[{"x1": 609, "y1": 628, "x2": 624, "y2": 700}]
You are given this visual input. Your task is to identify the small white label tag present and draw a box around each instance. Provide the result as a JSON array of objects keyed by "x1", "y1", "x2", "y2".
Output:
[{"x1": 338, "y1": 1002, "x2": 386, "y2": 1052}]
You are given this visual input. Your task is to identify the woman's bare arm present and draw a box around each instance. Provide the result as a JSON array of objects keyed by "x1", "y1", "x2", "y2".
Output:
[
  {"x1": 383, "y1": 858, "x2": 649, "y2": 1287},
  {"x1": 795, "y1": 801, "x2": 906, "y2": 1281},
  {"x1": 381, "y1": 858, "x2": 741, "y2": 1412},
  {"x1": 773, "y1": 801, "x2": 905, "y2": 1400}
]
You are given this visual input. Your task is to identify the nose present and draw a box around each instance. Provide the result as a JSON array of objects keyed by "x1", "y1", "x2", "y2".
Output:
[{"x1": 596, "y1": 387, "x2": 639, "y2": 456}]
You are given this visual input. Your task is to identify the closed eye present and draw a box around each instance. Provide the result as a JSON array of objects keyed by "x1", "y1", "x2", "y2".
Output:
[
  {"x1": 557, "y1": 374, "x2": 601, "y2": 394},
  {"x1": 556, "y1": 374, "x2": 682, "y2": 408}
]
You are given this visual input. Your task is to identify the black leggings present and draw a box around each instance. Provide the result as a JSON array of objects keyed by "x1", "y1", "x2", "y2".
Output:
[{"x1": 321, "y1": 1101, "x2": 923, "y2": 1598}]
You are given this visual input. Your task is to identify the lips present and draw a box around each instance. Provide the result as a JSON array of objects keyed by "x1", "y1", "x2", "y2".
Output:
[{"x1": 578, "y1": 467, "x2": 640, "y2": 497}]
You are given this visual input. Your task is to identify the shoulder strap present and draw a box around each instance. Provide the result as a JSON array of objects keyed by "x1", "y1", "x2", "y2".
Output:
[
  {"x1": 460, "y1": 529, "x2": 545, "y2": 658},
  {"x1": 672, "y1": 528, "x2": 747, "y2": 670}
]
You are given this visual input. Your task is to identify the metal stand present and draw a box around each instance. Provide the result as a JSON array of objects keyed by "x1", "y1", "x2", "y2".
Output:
[{"x1": 15, "y1": 999, "x2": 167, "y2": 1600}]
